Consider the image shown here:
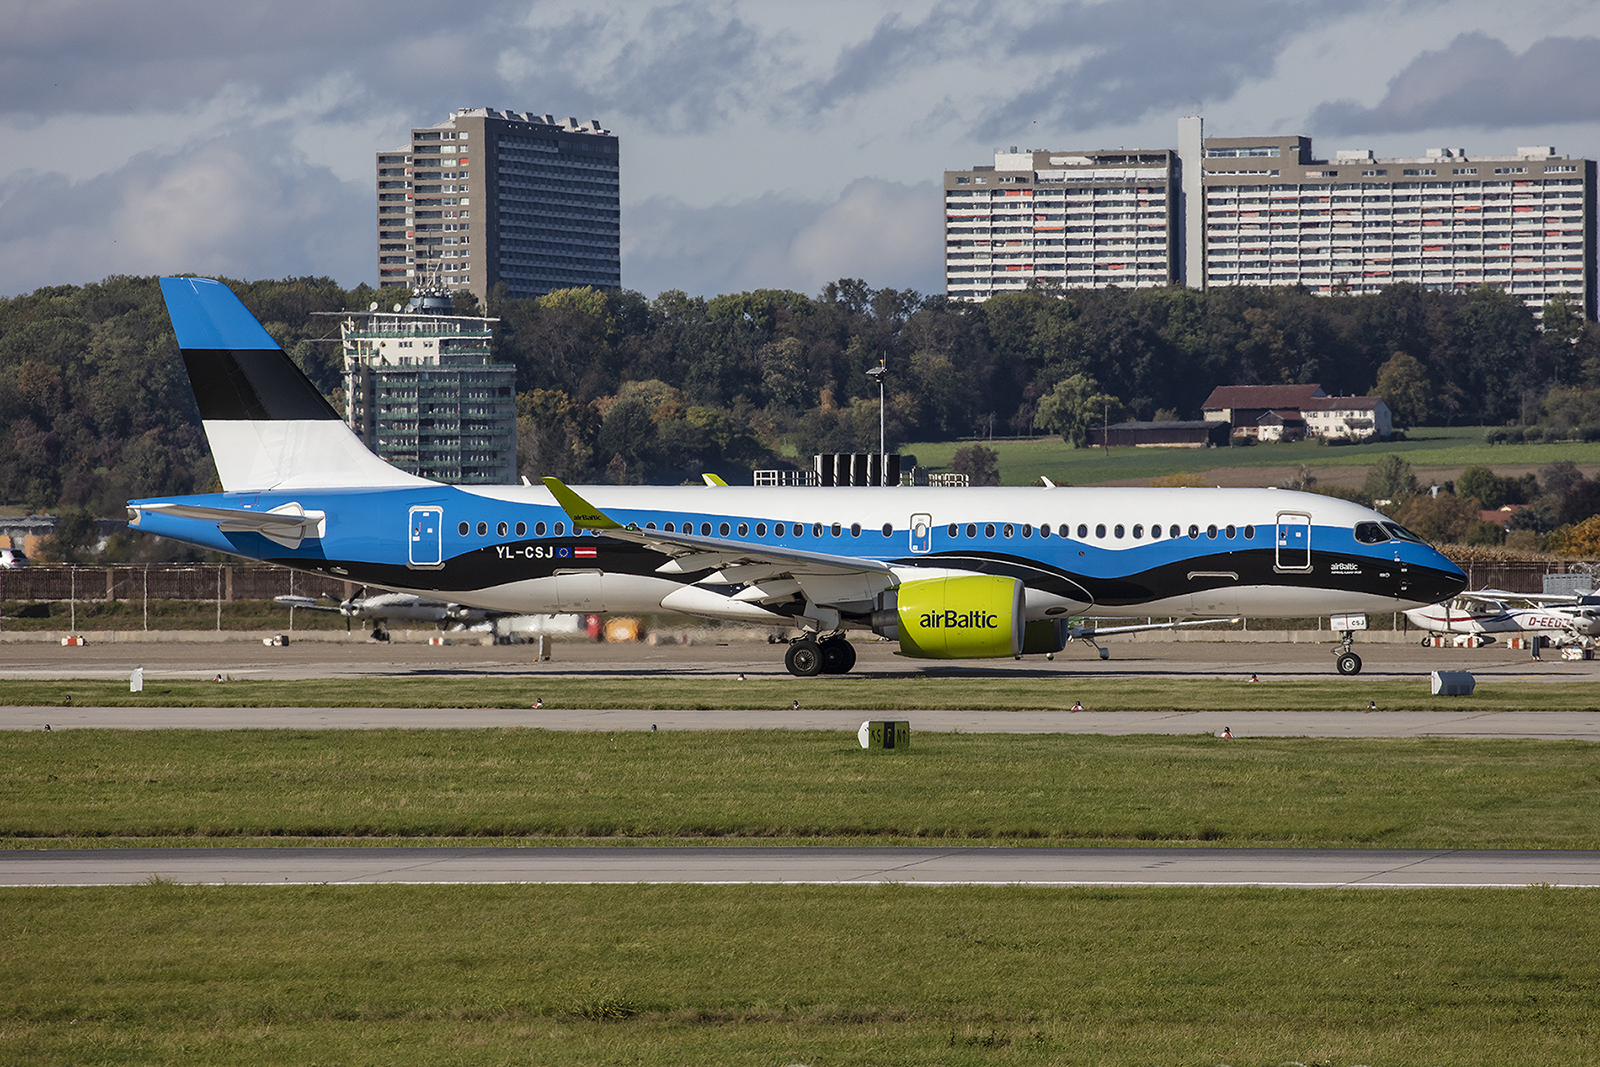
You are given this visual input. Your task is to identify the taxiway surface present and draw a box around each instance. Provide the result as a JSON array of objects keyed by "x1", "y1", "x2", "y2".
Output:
[
  {"x1": 1, "y1": 629, "x2": 1590, "y2": 683},
  {"x1": 5, "y1": 845, "x2": 1595, "y2": 888},
  {"x1": 7, "y1": 705, "x2": 1600, "y2": 739}
]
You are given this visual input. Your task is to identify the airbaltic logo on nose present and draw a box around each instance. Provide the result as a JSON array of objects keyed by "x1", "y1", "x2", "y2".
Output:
[{"x1": 920, "y1": 609, "x2": 999, "y2": 629}]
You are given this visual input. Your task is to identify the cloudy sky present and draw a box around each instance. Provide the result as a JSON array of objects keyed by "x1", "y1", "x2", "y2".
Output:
[{"x1": 7, "y1": 0, "x2": 1600, "y2": 301}]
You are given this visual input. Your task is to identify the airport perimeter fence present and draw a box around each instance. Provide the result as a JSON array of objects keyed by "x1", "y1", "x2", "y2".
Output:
[
  {"x1": 1452, "y1": 559, "x2": 1595, "y2": 594},
  {"x1": 0, "y1": 565, "x2": 354, "y2": 605}
]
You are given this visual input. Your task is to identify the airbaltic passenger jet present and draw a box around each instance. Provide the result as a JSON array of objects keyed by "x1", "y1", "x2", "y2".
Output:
[{"x1": 128, "y1": 278, "x2": 1466, "y2": 676}]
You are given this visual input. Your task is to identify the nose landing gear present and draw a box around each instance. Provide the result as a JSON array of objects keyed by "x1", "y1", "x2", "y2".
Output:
[{"x1": 1334, "y1": 629, "x2": 1361, "y2": 675}]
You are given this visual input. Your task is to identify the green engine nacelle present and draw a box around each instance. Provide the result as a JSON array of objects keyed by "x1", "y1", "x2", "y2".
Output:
[{"x1": 874, "y1": 575, "x2": 1024, "y2": 659}]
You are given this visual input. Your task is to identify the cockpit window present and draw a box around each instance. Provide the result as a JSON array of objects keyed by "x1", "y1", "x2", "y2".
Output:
[
  {"x1": 1354, "y1": 521, "x2": 1390, "y2": 544},
  {"x1": 1381, "y1": 521, "x2": 1427, "y2": 544}
]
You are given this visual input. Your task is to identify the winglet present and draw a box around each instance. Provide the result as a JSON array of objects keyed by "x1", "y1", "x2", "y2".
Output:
[
  {"x1": 702, "y1": 473, "x2": 729, "y2": 487},
  {"x1": 541, "y1": 477, "x2": 624, "y2": 529}
]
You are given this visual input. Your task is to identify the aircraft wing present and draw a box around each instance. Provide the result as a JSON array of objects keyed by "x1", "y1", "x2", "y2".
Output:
[
  {"x1": 272, "y1": 595, "x2": 343, "y2": 613},
  {"x1": 1456, "y1": 588, "x2": 1596, "y2": 606},
  {"x1": 543, "y1": 477, "x2": 901, "y2": 623},
  {"x1": 1490, "y1": 590, "x2": 1595, "y2": 605},
  {"x1": 1069, "y1": 617, "x2": 1239, "y2": 639},
  {"x1": 542, "y1": 478, "x2": 892, "y2": 580}
]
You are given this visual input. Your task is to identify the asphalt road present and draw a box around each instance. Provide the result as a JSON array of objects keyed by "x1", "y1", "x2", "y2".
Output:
[{"x1": 5, "y1": 845, "x2": 1595, "y2": 888}]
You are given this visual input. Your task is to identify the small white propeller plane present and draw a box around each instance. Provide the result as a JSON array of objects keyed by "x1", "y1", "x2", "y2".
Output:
[
  {"x1": 273, "y1": 590, "x2": 514, "y2": 641},
  {"x1": 1404, "y1": 591, "x2": 1600, "y2": 647},
  {"x1": 126, "y1": 278, "x2": 1469, "y2": 677}
]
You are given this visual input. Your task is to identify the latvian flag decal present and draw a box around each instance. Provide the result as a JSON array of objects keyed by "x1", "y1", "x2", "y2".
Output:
[{"x1": 574, "y1": 546, "x2": 598, "y2": 559}]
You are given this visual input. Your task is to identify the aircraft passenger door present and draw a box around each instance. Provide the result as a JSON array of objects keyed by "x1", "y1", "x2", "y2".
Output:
[
  {"x1": 408, "y1": 506, "x2": 444, "y2": 568},
  {"x1": 909, "y1": 513, "x2": 933, "y2": 554},
  {"x1": 1274, "y1": 511, "x2": 1312, "y2": 572}
]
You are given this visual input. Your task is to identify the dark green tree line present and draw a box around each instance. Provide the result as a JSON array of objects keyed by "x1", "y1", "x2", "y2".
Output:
[{"x1": 5, "y1": 275, "x2": 1599, "y2": 517}]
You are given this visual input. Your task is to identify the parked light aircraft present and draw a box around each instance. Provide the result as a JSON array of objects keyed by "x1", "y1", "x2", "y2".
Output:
[
  {"x1": 272, "y1": 590, "x2": 509, "y2": 640},
  {"x1": 127, "y1": 278, "x2": 1467, "y2": 676},
  {"x1": 1404, "y1": 591, "x2": 1600, "y2": 647}
]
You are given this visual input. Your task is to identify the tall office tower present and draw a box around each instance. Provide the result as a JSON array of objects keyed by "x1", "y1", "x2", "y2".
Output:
[
  {"x1": 1197, "y1": 136, "x2": 1596, "y2": 317},
  {"x1": 943, "y1": 148, "x2": 1179, "y2": 300},
  {"x1": 337, "y1": 294, "x2": 517, "y2": 485},
  {"x1": 377, "y1": 108, "x2": 620, "y2": 305}
]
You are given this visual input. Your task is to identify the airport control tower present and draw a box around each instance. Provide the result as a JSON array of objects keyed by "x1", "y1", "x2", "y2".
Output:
[{"x1": 336, "y1": 292, "x2": 516, "y2": 485}]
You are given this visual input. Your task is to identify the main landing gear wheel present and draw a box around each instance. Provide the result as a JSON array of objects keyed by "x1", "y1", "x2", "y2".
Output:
[
  {"x1": 819, "y1": 637, "x2": 857, "y2": 675},
  {"x1": 785, "y1": 639, "x2": 822, "y2": 677}
]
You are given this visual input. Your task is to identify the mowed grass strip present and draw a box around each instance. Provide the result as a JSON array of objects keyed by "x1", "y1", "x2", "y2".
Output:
[
  {"x1": 7, "y1": 675, "x2": 1600, "y2": 711},
  {"x1": 5, "y1": 729, "x2": 1599, "y2": 847},
  {"x1": 3, "y1": 883, "x2": 1597, "y2": 1066},
  {"x1": 904, "y1": 427, "x2": 1600, "y2": 485}
]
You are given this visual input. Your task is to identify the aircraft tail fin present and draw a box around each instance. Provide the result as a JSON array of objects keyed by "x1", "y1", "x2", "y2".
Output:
[{"x1": 159, "y1": 276, "x2": 428, "y2": 492}]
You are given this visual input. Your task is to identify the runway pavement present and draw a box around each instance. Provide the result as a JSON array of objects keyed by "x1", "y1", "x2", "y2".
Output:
[
  {"x1": 2, "y1": 629, "x2": 1593, "y2": 682},
  {"x1": 8, "y1": 705, "x2": 1600, "y2": 739},
  {"x1": 5, "y1": 632, "x2": 1598, "y2": 736},
  {"x1": 4, "y1": 845, "x2": 1595, "y2": 888}
]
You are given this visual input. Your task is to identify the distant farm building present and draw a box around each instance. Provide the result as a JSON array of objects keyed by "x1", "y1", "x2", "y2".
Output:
[
  {"x1": 1089, "y1": 421, "x2": 1231, "y2": 448},
  {"x1": 1202, "y1": 384, "x2": 1391, "y2": 441}
]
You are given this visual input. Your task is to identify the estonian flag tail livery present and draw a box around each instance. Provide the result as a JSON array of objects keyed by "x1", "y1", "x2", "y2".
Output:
[
  {"x1": 159, "y1": 276, "x2": 425, "y2": 491},
  {"x1": 131, "y1": 277, "x2": 1467, "y2": 678}
]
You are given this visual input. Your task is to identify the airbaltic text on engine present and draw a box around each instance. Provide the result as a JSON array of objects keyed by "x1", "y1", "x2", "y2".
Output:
[{"x1": 921, "y1": 609, "x2": 999, "y2": 629}]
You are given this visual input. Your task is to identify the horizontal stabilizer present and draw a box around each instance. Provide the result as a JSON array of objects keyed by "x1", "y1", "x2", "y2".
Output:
[{"x1": 131, "y1": 501, "x2": 326, "y2": 549}]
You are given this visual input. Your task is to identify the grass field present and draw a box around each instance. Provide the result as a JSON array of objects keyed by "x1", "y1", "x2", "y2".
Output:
[
  {"x1": 904, "y1": 426, "x2": 1600, "y2": 486},
  {"x1": 5, "y1": 729, "x2": 1598, "y2": 848},
  {"x1": 5, "y1": 674, "x2": 1600, "y2": 712},
  {"x1": 3, "y1": 883, "x2": 1597, "y2": 1065},
  {"x1": 10, "y1": 672, "x2": 1598, "y2": 1064}
]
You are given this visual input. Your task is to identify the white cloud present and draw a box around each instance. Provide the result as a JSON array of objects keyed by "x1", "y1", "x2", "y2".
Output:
[
  {"x1": 0, "y1": 131, "x2": 368, "y2": 297},
  {"x1": 622, "y1": 179, "x2": 942, "y2": 299},
  {"x1": 1313, "y1": 32, "x2": 1600, "y2": 134},
  {"x1": 789, "y1": 179, "x2": 943, "y2": 293},
  {"x1": 7, "y1": 1, "x2": 1600, "y2": 297}
]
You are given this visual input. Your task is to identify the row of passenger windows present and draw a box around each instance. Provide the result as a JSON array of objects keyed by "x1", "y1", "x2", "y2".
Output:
[
  {"x1": 948, "y1": 521, "x2": 1256, "y2": 541},
  {"x1": 462, "y1": 519, "x2": 573, "y2": 538},
  {"x1": 456, "y1": 517, "x2": 1256, "y2": 542},
  {"x1": 642, "y1": 520, "x2": 891, "y2": 538}
]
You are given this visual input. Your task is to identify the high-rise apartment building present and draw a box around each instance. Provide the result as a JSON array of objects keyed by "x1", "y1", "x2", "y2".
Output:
[
  {"x1": 377, "y1": 108, "x2": 620, "y2": 305},
  {"x1": 944, "y1": 148, "x2": 1179, "y2": 300},
  {"x1": 337, "y1": 294, "x2": 517, "y2": 485},
  {"x1": 945, "y1": 124, "x2": 1596, "y2": 318},
  {"x1": 1198, "y1": 135, "x2": 1595, "y2": 317}
]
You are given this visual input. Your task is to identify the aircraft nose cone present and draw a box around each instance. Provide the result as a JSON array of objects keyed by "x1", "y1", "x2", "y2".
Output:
[{"x1": 1411, "y1": 552, "x2": 1467, "y2": 605}]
